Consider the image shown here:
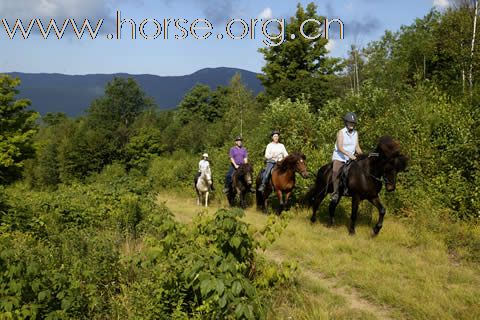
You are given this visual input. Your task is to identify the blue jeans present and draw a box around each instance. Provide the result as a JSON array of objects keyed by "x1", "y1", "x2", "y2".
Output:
[
  {"x1": 261, "y1": 161, "x2": 276, "y2": 185},
  {"x1": 224, "y1": 165, "x2": 235, "y2": 189}
]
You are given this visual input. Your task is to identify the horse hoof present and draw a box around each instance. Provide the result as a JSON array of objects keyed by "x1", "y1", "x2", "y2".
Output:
[
  {"x1": 372, "y1": 226, "x2": 381, "y2": 236},
  {"x1": 349, "y1": 228, "x2": 356, "y2": 235},
  {"x1": 328, "y1": 219, "x2": 335, "y2": 227},
  {"x1": 310, "y1": 216, "x2": 316, "y2": 224}
]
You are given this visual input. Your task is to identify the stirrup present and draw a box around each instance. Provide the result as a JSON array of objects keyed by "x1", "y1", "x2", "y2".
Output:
[{"x1": 331, "y1": 193, "x2": 339, "y2": 202}]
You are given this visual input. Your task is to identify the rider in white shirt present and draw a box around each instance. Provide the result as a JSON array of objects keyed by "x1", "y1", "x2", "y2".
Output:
[
  {"x1": 331, "y1": 112, "x2": 363, "y2": 202},
  {"x1": 198, "y1": 153, "x2": 214, "y2": 190},
  {"x1": 198, "y1": 153, "x2": 210, "y2": 172},
  {"x1": 258, "y1": 130, "x2": 288, "y2": 192}
]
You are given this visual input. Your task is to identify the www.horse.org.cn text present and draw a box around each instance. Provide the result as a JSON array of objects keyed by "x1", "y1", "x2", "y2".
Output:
[{"x1": 1, "y1": 10, "x2": 345, "y2": 46}]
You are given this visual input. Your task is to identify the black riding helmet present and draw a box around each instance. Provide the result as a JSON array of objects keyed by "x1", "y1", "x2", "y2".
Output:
[
  {"x1": 234, "y1": 136, "x2": 243, "y2": 141},
  {"x1": 271, "y1": 130, "x2": 280, "y2": 137},
  {"x1": 343, "y1": 112, "x2": 357, "y2": 124}
]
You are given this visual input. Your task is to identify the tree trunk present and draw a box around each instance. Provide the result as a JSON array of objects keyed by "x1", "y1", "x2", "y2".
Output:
[
  {"x1": 469, "y1": 0, "x2": 478, "y2": 96},
  {"x1": 354, "y1": 49, "x2": 360, "y2": 94}
]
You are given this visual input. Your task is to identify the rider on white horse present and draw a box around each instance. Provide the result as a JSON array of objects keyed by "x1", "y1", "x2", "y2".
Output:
[
  {"x1": 197, "y1": 153, "x2": 214, "y2": 191},
  {"x1": 196, "y1": 153, "x2": 213, "y2": 207}
]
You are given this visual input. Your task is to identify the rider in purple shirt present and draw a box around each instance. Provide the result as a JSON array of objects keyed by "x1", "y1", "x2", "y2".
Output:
[{"x1": 223, "y1": 136, "x2": 254, "y2": 193}]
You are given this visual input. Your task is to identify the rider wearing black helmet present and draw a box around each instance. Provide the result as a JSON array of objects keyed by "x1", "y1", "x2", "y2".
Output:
[
  {"x1": 258, "y1": 130, "x2": 288, "y2": 192},
  {"x1": 331, "y1": 112, "x2": 363, "y2": 202},
  {"x1": 223, "y1": 136, "x2": 254, "y2": 193}
]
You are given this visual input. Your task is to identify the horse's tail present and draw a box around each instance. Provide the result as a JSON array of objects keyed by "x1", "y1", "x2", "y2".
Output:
[
  {"x1": 300, "y1": 185, "x2": 317, "y2": 208},
  {"x1": 300, "y1": 164, "x2": 331, "y2": 208}
]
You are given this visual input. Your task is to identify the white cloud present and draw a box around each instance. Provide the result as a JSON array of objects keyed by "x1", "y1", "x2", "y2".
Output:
[
  {"x1": 258, "y1": 7, "x2": 273, "y2": 20},
  {"x1": 0, "y1": 0, "x2": 141, "y2": 34},
  {"x1": 326, "y1": 39, "x2": 336, "y2": 52},
  {"x1": 0, "y1": 0, "x2": 108, "y2": 19},
  {"x1": 433, "y1": 0, "x2": 450, "y2": 8}
]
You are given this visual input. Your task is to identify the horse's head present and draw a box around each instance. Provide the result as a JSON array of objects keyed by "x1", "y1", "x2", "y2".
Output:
[
  {"x1": 382, "y1": 154, "x2": 408, "y2": 191},
  {"x1": 201, "y1": 167, "x2": 212, "y2": 186},
  {"x1": 239, "y1": 163, "x2": 254, "y2": 186},
  {"x1": 289, "y1": 152, "x2": 308, "y2": 178},
  {"x1": 375, "y1": 136, "x2": 408, "y2": 192}
]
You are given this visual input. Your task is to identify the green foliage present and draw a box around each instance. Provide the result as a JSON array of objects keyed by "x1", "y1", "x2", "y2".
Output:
[
  {"x1": 259, "y1": 97, "x2": 316, "y2": 152},
  {"x1": 0, "y1": 75, "x2": 39, "y2": 183},
  {"x1": 147, "y1": 151, "x2": 197, "y2": 192},
  {"x1": 125, "y1": 125, "x2": 166, "y2": 171},
  {"x1": 319, "y1": 82, "x2": 479, "y2": 218},
  {"x1": 87, "y1": 77, "x2": 153, "y2": 129},
  {"x1": 177, "y1": 84, "x2": 227, "y2": 124},
  {"x1": 258, "y1": 2, "x2": 341, "y2": 109}
]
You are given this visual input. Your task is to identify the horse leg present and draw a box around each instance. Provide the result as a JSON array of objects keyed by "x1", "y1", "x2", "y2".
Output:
[
  {"x1": 349, "y1": 195, "x2": 360, "y2": 235},
  {"x1": 369, "y1": 197, "x2": 386, "y2": 235},
  {"x1": 310, "y1": 190, "x2": 326, "y2": 223},
  {"x1": 205, "y1": 191, "x2": 209, "y2": 208},
  {"x1": 328, "y1": 195, "x2": 341, "y2": 226},
  {"x1": 196, "y1": 188, "x2": 200, "y2": 206},
  {"x1": 284, "y1": 191, "x2": 292, "y2": 211},
  {"x1": 240, "y1": 190, "x2": 247, "y2": 209},
  {"x1": 236, "y1": 187, "x2": 243, "y2": 208},
  {"x1": 275, "y1": 190, "x2": 283, "y2": 215},
  {"x1": 228, "y1": 188, "x2": 235, "y2": 207},
  {"x1": 262, "y1": 189, "x2": 270, "y2": 214}
]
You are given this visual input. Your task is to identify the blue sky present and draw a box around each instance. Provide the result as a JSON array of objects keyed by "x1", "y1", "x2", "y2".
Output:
[{"x1": 0, "y1": 0, "x2": 450, "y2": 76}]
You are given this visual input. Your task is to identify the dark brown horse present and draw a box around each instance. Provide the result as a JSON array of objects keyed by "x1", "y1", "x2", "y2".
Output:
[
  {"x1": 307, "y1": 136, "x2": 408, "y2": 235},
  {"x1": 256, "y1": 152, "x2": 308, "y2": 214},
  {"x1": 227, "y1": 163, "x2": 254, "y2": 209}
]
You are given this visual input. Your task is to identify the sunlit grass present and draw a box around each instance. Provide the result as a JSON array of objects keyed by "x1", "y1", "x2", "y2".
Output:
[{"x1": 157, "y1": 191, "x2": 480, "y2": 320}]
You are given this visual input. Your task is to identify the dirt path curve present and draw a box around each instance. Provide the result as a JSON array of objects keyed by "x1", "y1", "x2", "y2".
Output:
[
  {"x1": 157, "y1": 193, "x2": 396, "y2": 320},
  {"x1": 264, "y1": 250, "x2": 394, "y2": 320}
]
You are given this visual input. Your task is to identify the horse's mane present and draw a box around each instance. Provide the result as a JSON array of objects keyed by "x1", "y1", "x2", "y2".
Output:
[
  {"x1": 277, "y1": 152, "x2": 306, "y2": 173},
  {"x1": 236, "y1": 163, "x2": 253, "y2": 176},
  {"x1": 372, "y1": 136, "x2": 408, "y2": 172},
  {"x1": 375, "y1": 136, "x2": 401, "y2": 158},
  {"x1": 356, "y1": 154, "x2": 369, "y2": 161}
]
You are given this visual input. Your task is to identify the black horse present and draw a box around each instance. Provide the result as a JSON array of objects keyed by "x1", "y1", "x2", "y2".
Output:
[
  {"x1": 307, "y1": 136, "x2": 408, "y2": 235},
  {"x1": 227, "y1": 163, "x2": 254, "y2": 209}
]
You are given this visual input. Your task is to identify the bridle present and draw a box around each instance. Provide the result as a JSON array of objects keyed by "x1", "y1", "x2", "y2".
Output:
[{"x1": 366, "y1": 153, "x2": 395, "y2": 186}]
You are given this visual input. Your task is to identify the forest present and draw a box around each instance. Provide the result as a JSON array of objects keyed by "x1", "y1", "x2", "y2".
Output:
[{"x1": 1, "y1": 2, "x2": 479, "y2": 319}]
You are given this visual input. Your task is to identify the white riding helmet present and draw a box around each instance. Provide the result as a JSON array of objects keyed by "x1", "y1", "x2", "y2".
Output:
[{"x1": 202, "y1": 153, "x2": 209, "y2": 158}]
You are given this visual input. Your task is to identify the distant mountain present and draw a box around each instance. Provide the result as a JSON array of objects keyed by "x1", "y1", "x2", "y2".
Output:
[{"x1": 6, "y1": 67, "x2": 263, "y2": 116}]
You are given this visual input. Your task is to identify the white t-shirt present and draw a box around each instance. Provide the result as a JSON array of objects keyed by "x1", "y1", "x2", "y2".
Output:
[
  {"x1": 265, "y1": 142, "x2": 288, "y2": 162},
  {"x1": 332, "y1": 128, "x2": 358, "y2": 162},
  {"x1": 198, "y1": 159, "x2": 210, "y2": 172}
]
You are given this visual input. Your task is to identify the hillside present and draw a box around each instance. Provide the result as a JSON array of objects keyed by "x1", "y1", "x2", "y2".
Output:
[{"x1": 6, "y1": 67, "x2": 263, "y2": 116}]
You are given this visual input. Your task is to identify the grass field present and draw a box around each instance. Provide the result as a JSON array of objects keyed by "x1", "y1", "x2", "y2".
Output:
[{"x1": 157, "y1": 191, "x2": 480, "y2": 320}]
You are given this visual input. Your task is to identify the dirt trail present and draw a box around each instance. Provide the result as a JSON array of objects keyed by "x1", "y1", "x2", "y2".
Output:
[
  {"x1": 264, "y1": 250, "x2": 394, "y2": 320},
  {"x1": 157, "y1": 193, "x2": 396, "y2": 320}
]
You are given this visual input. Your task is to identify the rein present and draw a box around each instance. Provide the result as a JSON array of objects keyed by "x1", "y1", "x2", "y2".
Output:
[{"x1": 364, "y1": 153, "x2": 393, "y2": 185}]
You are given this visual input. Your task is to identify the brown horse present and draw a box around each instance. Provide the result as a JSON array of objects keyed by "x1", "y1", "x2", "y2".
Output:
[
  {"x1": 227, "y1": 163, "x2": 254, "y2": 209},
  {"x1": 256, "y1": 152, "x2": 308, "y2": 214},
  {"x1": 307, "y1": 136, "x2": 408, "y2": 235}
]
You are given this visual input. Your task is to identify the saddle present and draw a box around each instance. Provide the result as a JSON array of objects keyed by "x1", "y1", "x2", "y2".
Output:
[
  {"x1": 260, "y1": 167, "x2": 275, "y2": 191},
  {"x1": 340, "y1": 160, "x2": 353, "y2": 196}
]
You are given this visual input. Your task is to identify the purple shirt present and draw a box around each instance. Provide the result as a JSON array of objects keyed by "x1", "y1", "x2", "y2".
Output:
[{"x1": 229, "y1": 146, "x2": 248, "y2": 165}]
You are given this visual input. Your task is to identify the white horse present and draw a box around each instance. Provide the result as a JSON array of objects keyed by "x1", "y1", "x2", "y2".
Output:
[{"x1": 195, "y1": 167, "x2": 212, "y2": 207}]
